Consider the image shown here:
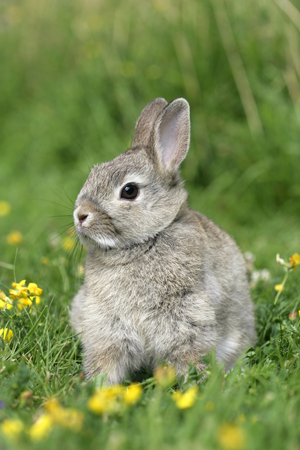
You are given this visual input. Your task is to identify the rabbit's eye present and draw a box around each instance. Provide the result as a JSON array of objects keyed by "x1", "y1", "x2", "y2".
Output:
[{"x1": 120, "y1": 183, "x2": 139, "y2": 200}]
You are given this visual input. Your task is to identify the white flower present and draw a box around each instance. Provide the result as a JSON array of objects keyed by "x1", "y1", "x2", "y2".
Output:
[{"x1": 276, "y1": 254, "x2": 285, "y2": 266}]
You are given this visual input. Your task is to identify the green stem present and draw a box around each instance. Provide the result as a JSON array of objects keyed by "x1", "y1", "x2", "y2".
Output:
[{"x1": 274, "y1": 270, "x2": 289, "y2": 305}]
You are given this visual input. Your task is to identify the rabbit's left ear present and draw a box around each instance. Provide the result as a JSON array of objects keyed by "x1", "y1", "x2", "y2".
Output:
[
  {"x1": 131, "y1": 98, "x2": 168, "y2": 148},
  {"x1": 152, "y1": 98, "x2": 190, "y2": 172}
]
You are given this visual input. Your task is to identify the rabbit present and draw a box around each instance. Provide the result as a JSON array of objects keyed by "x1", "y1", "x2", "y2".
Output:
[{"x1": 71, "y1": 97, "x2": 256, "y2": 383}]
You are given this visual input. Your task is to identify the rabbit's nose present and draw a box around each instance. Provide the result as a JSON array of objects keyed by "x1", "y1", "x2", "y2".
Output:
[
  {"x1": 79, "y1": 214, "x2": 88, "y2": 224},
  {"x1": 74, "y1": 207, "x2": 91, "y2": 226}
]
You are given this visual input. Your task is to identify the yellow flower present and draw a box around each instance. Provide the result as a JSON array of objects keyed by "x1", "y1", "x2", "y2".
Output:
[
  {"x1": 1, "y1": 418, "x2": 24, "y2": 440},
  {"x1": 102, "y1": 385, "x2": 124, "y2": 398},
  {"x1": 10, "y1": 280, "x2": 28, "y2": 299},
  {"x1": 9, "y1": 280, "x2": 42, "y2": 308},
  {"x1": 44, "y1": 398, "x2": 61, "y2": 413},
  {"x1": 9, "y1": 289, "x2": 27, "y2": 300},
  {"x1": 154, "y1": 363, "x2": 177, "y2": 389},
  {"x1": 0, "y1": 328, "x2": 14, "y2": 343},
  {"x1": 218, "y1": 423, "x2": 246, "y2": 450},
  {"x1": 6, "y1": 231, "x2": 23, "y2": 245},
  {"x1": 289, "y1": 253, "x2": 300, "y2": 269},
  {"x1": 11, "y1": 280, "x2": 26, "y2": 289},
  {"x1": 44, "y1": 399, "x2": 83, "y2": 429},
  {"x1": 0, "y1": 299, "x2": 13, "y2": 310},
  {"x1": 0, "y1": 200, "x2": 11, "y2": 216},
  {"x1": 28, "y1": 283, "x2": 43, "y2": 296},
  {"x1": 274, "y1": 284, "x2": 284, "y2": 292},
  {"x1": 21, "y1": 297, "x2": 32, "y2": 306},
  {"x1": 29, "y1": 414, "x2": 53, "y2": 442},
  {"x1": 16, "y1": 297, "x2": 32, "y2": 310},
  {"x1": 123, "y1": 383, "x2": 142, "y2": 405},
  {"x1": 29, "y1": 399, "x2": 83, "y2": 441},
  {"x1": 0, "y1": 290, "x2": 13, "y2": 310},
  {"x1": 87, "y1": 394, "x2": 109, "y2": 415},
  {"x1": 87, "y1": 385, "x2": 124, "y2": 414},
  {"x1": 60, "y1": 409, "x2": 83, "y2": 429},
  {"x1": 172, "y1": 386, "x2": 198, "y2": 409}
]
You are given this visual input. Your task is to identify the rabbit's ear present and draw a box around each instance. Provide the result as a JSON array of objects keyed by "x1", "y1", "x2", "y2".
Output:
[
  {"x1": 131, "y1": 98, "x2": 168, "y2": 148},
  {"x1": 152, "y1": 98, "x2": 190, "y2": 172}
]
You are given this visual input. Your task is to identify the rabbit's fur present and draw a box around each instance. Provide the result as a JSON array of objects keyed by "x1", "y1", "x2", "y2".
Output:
[{"x1": 71, "y1": 98, "x2": 256, "y2": 383}]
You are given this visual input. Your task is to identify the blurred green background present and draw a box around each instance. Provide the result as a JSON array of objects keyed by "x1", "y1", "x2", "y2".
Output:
[{"x1": 0, "y1": 0, "x2": 299, "y2": 273}]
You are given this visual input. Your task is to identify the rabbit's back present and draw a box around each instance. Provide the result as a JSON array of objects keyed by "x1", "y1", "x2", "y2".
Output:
[{"x1": 191, "y1": 210, "x2": 256, "y2": 365}]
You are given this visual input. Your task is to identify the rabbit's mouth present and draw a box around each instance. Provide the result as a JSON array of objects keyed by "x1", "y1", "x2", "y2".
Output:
[
  {"x1": 75, "y1": 225, "x2": 118, "y2": 250},
  {"x1": 75, "y1": 229, "x2": 94, "y2": 247}
]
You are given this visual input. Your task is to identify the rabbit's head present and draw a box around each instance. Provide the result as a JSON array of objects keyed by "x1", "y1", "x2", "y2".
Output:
[{"x1": 73, "y1": 98, "x2": 191, "y2": 249}]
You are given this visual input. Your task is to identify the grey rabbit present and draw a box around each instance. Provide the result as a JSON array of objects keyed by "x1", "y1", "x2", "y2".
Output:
[{"x1": 71, "y1": 97, "x2": 256, "y2": 383}]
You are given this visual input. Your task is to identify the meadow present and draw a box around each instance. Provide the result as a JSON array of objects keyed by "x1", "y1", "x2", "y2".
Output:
[{"x1": 0, "y1": 0, "x2": 300, "y2": 448}]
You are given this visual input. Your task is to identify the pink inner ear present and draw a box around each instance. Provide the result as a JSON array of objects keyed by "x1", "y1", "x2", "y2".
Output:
[
  {"x1": 154, "y1": 98, "x2": 190, "y2": 171},
  {"x1": 159, "y1": 112, "x2": 181, "y2": 169}
]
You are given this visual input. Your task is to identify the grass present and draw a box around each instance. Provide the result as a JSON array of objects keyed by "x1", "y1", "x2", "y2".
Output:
[
  {"x1": 1, "y1": 0, "x2": 300, "y2": 448},
  {"x1": 0, "y1": 264, "x2": 299, "y2": 450}
]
